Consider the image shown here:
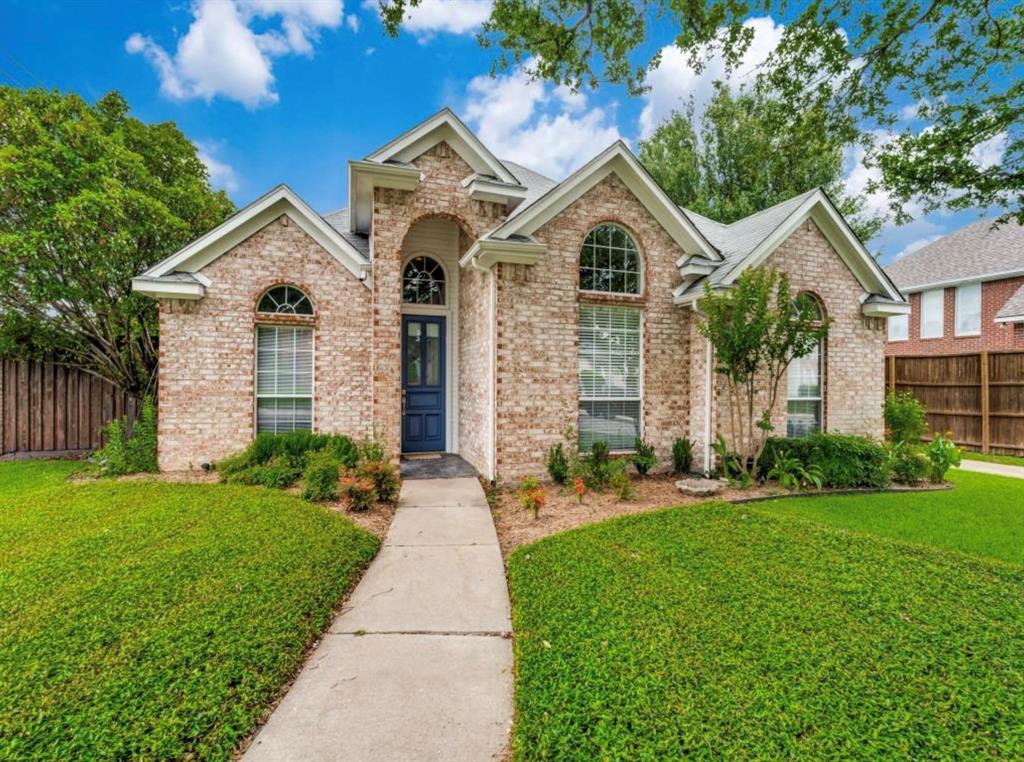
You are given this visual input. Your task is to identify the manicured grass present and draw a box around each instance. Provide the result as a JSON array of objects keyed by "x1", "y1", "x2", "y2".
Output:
[
  {"x1": 0, "y1": 466, "x2": 379, "y2": 760},
  {"x1": 754, "y1": 469, "x2": 1024, "y2": 565},
  {"x1": 962, "y1": 450, "x2": 1024, "y2": 468},
  {"x1": 0, "y1": 458, "x2": 83, "y2": 499},
  {"x1": 508, "y1": 503, "x2": 1024, "y2": 760}
]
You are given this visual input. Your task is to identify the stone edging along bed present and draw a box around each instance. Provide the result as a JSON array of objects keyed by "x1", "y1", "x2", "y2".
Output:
[{"x1": 728, "y1": 481, "x2": 955, "y2": 505}]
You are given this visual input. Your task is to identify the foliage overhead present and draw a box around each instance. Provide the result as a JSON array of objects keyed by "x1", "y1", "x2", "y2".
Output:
[
  {"x1": 0, "y1": 87, "x2": 234, "y2": 394},
  {"x1": 638, "y1": 84, "x2": 883, "y2": 242},
  {"x1": 379, "y1": 0, "x2": 1024, "y2": 224}
]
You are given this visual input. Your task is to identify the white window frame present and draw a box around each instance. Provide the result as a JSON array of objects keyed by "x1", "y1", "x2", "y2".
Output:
[
  {"x1": 255, "y1": 323, "x2": 316, "y2": 435},
  {"x1": 577, "y1": 303, "x2": 643, "y2": 453},
  {"x1": 579, "y1": 223, "x2": 644, "y2": 297},
  {"x1": 888, "y1": 314, "x2": 909, "y2": 342},
  {"x1": 920, "y1": 288, "x2": 945, "y2": 339},
  {"x1": 786, "y1": 341, "x2": 823, "y2": 438},
  {"x1": 955, "y1": 282, "x2": 982, "y2": 337}
]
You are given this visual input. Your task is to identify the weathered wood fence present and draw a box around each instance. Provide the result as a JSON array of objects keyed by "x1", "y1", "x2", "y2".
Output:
[
  {"x1": 886, "y1": 351, "x2": 1024, "y2": 455},
  {"x1": 0, "y1": 357, "x2": 140, "y2": 460}
]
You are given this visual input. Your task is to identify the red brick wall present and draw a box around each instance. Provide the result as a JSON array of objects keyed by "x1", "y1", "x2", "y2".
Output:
[{"x1": 885, "y1": 276, "x2": 1024, "y2": 356}]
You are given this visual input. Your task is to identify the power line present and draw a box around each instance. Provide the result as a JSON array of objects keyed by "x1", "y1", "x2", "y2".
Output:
[{"x1": 0, "y1": 45, "x2": 48, "y2": 89}]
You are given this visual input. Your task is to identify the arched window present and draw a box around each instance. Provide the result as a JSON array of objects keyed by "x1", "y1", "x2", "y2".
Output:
[
  {"x1": 403, "y1": 256, "x2": 446, "y2": 305},
  {"x1": 580, "y1": 224, "x2": 641, "y2": 295},
  {"x1": 255, "y1": 286, "x2": 314, "y2": 434},
  {"x1": 787, "y1": 293, "x2": 825, "y2": 437},
  {"x1": 257, "y1": 285, "x2": 313, "y2": 315}
]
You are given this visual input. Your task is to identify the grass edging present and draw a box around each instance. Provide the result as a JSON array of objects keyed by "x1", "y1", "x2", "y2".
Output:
[{"x1": 728, "y1": 482, "x2": 954, "y2": 504}]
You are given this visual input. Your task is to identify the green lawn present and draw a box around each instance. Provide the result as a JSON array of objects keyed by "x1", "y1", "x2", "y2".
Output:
[
  {"x1": 754, "y1": 469, "x2": 1024, "y2": 565},
  {"x1": 0, "y1": 463, "x2": 379, "y2": 761},
  {"x1": 963, "y1": 450, "x2": 1024, "y2": 468},
  {"x1": 508, "y1": 502, "x2": 1024, "y2": 760},
  {"x1": 0, "y1": 458, "x2": 84, "y2": 499}
]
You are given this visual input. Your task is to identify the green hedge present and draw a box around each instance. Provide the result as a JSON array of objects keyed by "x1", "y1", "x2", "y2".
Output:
[{"x1": 761, "y1": 433, "x2": 890, "y2": 488}]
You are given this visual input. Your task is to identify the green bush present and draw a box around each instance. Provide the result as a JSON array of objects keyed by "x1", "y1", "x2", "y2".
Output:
[
  {"x1": 760, "y1": 433, "x2": 890, "y2": 488},
  {"x1": 340, "y1": 473, "x2": 377, "y2": 512},
  {"x1": 631, "y1": 439, "x2": 657, "y2": 475},
  {"x1": 357, "y1": 459, "x2": 401, "y2": 505},
  {"x1": 884, "y1": 391, "x2": 927, "y2": 444},
  {"x1": 216, "y1": 431, "x2": 358, "y2": 481},
  {"x1": 92, "y1": 396, "x2": 158, "y2": 476},
  {"x1": 888, "y1": 442, "x2": 930, "y2": 484},
  {"x1": 672, "y1": 437, "x2": 694, "y2": 474},
  {"x1": 766, "y1": 453, "x2": 823, "y2": 491},
  {"x1": 925, "y1": 433, "x2": 962, "y2": 483},
  {"x1": 224, "y1": 455, "x2": 303, "y2": 489},
  {"x1": 610, "y1": 468, "x2": 637, "y2": 500},
  {"x1": 300, "y1": 450, "x2": 342, "y2": 501},
  {"x1": 584, "y1": 440, "x2": 615, "y2": 490},
  {"x1": 546, "y1": 442, "x2": 570, "y2": 484},
  {"x1": 358, "y1": 437, "x2": 387, "y2": 463}
]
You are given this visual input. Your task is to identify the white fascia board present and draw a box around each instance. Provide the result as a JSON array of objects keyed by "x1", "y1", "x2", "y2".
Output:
[
  {"x1": 489, "y1": 142, "x2": 719, "y2": 260},
  {"x1": 131, "y1": 277, "x2": 205, "y2": 300},
  {"x1": 366, "y1": 108, "x2": 518, "y2": 185},
  {"x1": 722, "y1": 191, "x2": 904, "y2": 302},
  {"x1": 677, "y1": 261, "x2": 717, "y2": 278},
  {"x1": 463, "y1": 175, "x2": 528, "y2": 205},
  {"x1": 897, "y1": 269, "x2": 1024, "y2": 294},
  {"x1": 348, "y1": 160, "x2": 422, "y2": 233},
  {"x1": 459, "y1": 238, "x2": 547, "y2": 270},
  {"x1": 861, "y1": 299, "x2": 911, "y2": 317},
  {"x1": 141, "y1": 185, "x2": 371, "y2": 286},
  {"x1": 995, "y1": 313, "x2": 1024, "y2": 324},
  {"x1": 673, "y1": 284, "x2": 725, "y2": 306}
]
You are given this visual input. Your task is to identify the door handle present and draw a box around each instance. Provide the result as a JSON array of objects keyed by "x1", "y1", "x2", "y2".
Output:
[{"x1": 401, "y1": 389, "x2": 407, "y2": 415}]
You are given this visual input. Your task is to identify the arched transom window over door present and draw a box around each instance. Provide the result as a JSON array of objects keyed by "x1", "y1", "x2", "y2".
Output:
[
  {"x1": 403, "y1": 256, "x2": 446, "y2": 305},
  {"x1": 787, "y1": 294, "x2": 826, "y2": 438},
  {"x1": 580, "y1": 224, "x2": 641, "y2": 295}
]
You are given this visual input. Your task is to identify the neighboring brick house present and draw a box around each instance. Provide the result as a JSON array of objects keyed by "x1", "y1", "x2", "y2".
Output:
[
  {"x1": 884, "y1": 219, "x2": 1024, "y2": 355},
  {"x1": 133, "y1": 109, "x2": 908, "y2": 478}
]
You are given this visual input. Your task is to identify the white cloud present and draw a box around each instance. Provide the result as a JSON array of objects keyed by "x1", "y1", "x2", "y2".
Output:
[
  {"x1": 464, "y1": 63, "x2": 621, "y2": 179},
  {"x1": 843, "y1": 131, "x2": 927, "y2": 223},
  {"x1": 970, "y1": 131, "x2": 1007, "y2": 169},
  {"x1": 196, "y1": 140, "x2": 239, "y2": 193},
  {"x1": 126, "y1": 0, "x2": 343, "y2": 108},
  {"x1": 894, "y1": 234, "x2": 942, "y2": 260},
  {"x1": 365, "y1": 0, "x2": 491, "y2": 39},
  {"x1": 639, "y1": 16, "x2": 784, "y2": 138},
  {"x1": 346, "y1": 13, "x2": 360, "y2": 32}
]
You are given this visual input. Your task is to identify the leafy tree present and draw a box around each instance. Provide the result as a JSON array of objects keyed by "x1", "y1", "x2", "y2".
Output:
[
  {"x1": 378, "y1": 0, "x2": 1023, "y2": 224},
  {"x1": 0, "y1": 88, "x2": 234, "y2": 394},
  {"x1": 696, "y1": 267, "x2": 828, "y2": 478},
  {"x1": 638, "y1": 84, "x2": 883, "y2": 241}
]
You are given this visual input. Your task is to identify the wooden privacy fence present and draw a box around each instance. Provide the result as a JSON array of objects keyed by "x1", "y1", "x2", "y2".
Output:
[
  {"x1": 886, "y1": 351, "x2": 1024, "y2": 455},
  {"x1": 0, "y1": 357, "x2": 140, "y2": 460}
]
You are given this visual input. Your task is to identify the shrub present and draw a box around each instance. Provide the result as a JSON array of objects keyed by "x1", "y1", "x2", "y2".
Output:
[
  {"x1": 631, "y1": 439, "x2": 657, "y2": 475},
  {"x1": 92, "y1": 396, "x2": 158, "y2": 476},
  {"x1": 572, "y1": 476, "x2": 586, "y2": 504},
  {"x1": 766, "y1": 454, "x2": 823, "y2": 491},
  {"x1": 225, "y1": 455, "x2": 303, "y2": 489},
  {"x1": 339, "y1": 473, "x2": 377, "y2": 512},
  {"x1": 584, "y1": 440, "x2": 615, "y2": 490},
  {"x1": 216, "y1": 432, "x2": 358, "y2": 482},
  {"x1": 327, "y1": 436, "x2": 360, "y2": 469},
  {"x1": 884, "y1": 391, "x2": 927, "y2": 444},
  {"x1": 300, "y1": 450, "x2": 342, "y2": 501},
  {"x1": 517, "y1": 476, "x2": 547, "y2": 519},
  {"x1": 546, "y1": 442, "x2": 570, "y2": 484},
  {"x1": 760, "y1": 433, "x2": 890, "y2": 489},
  {"x1": 358, "y1": 459, "x2": 401, "y2": 505},
  {"x1": 710, "y1": 434, "x2": 742, "y2": 480},
  {"x1": 672, "y1": 437, "x2": 694, "y2": 475},
  {"x1": 358, "y1": 437, "x2": 387, "y2": 463},
  {"x1": 925, "y1": 433, "x2": 961, "y2": 483},
  {"x1": 888, "y1": 442, "x2": 930, "y2": 484},
  {"x1": 610, "y1": 468, "x2": 637, "y2": 500}
]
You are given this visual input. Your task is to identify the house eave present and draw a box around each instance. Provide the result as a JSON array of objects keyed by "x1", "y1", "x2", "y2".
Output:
[
  {"x1": 131, "y1": 277, "x2": 205, "y2": 300},
  {"x1": 861, "y1": 299, "x2": 911, "y2": 317},
  {"x1": 462, "y1": 174, "x2": 528, "y2": 205},
  {"x1": 895, "y1": 268, "x2": 1024, "y2": 295},
  {"x1": 459, "y1": 238, "x2": 548, "y2": 270}
]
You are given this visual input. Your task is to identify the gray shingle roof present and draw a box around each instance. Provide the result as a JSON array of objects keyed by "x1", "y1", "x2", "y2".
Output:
[
  {"x1": 884, "y1": 218, "x2": 1024, "y2": 292},
  {"x1": 996, "y1": 281, "x2": 1024, "y2": 321},
  {"x1": 500, "y1": 159, "x2": 558, "y2": 218},
  {"x1": 322, "y1": 208, "x2": 371, "y2": 259}
]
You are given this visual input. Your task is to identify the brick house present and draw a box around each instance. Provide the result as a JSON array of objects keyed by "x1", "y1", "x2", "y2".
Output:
[
  {"x1": 133, "y1": 109, "x2": 908, "y2": 479},
  {"x1": 884, "y1": 219, "x2": 1024, "y2": 356}
]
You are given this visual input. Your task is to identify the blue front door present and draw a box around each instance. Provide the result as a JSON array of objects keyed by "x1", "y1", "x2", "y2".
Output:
[{"x1": 402, "y1": 315, "x2": 446, "y2": 453}]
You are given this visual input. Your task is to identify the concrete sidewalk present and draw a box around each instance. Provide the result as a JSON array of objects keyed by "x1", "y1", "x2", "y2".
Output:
[
  {"x1": 244, "y1": 478, "x2": 513, "y2": 762},
  {"x1": 957, "y1": 458, "x2": 1024, "y2": 480}
]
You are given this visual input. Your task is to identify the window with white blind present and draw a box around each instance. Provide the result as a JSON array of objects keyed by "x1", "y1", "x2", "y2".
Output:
[
  {"x1": 256, "y1": 325, "x2": 313, "y2": 434},
  {"x1": 578, "y1": 304, "x2": 641, "y2": 451},
  {"x1": 787, "y1": 343, "x2": 822, "y2": 437},
  {"x1": 920, "y1": 288, "x2": 944, "y2": 338},
  {"x1": 955, "y1": 282, "x2": 981, "y2": 336},
  {"x1": 888, "y1": 314, "x2": 909, "y2": 341}
]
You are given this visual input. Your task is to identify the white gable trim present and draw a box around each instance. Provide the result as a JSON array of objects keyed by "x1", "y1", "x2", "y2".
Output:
[
  {"x1": 366, "y1": 108, "x2": 518, "y2": 185},
  {"x1": 722, "y1": 190, "x2": 904, "y2": 303},
  {"x1": 488, "y1": 142, "x2": 719, "y2": 260},
  {"x1": 137, "y1": 185, "x2": 372, "y2": 288}
]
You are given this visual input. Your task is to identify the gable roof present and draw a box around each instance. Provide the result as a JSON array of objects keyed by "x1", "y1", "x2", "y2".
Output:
[
  {"x1": 884, "y1": 218, "x2": 1024, "y2": 293},
  {"x1": 996, "y1": 281, "x2": 1024, "y2": 323},
  {"x1": 673, "y1": 188, "x2": 905, "y2": 306},
  {"x1": 500, "y1": 159, "x2": 558, "y2": 218},
  {"x1": 133, "y1": 185, "x2": 372, "y2": 299},
  {"x1": 489, "y1": 141, "x2": 719, "y2": 260}
]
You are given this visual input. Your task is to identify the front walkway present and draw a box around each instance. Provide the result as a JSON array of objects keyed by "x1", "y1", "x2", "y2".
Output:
[
  {"x1": 244, "y1": 478, "x2": 512, "y2": 761},
  {"x1": 957, "y1": 459, "x2": 1024, "y2": 480}
]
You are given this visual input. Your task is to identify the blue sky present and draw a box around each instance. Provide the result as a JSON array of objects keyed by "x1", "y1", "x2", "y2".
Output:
[{"x1": 0, "y1": 0, "x2": 1002, "y2": 263}]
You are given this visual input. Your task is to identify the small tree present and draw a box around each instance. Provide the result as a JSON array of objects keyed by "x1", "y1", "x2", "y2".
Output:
[{"x1": 697, "y1": 268, "x2": 829, "y2": 477}]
